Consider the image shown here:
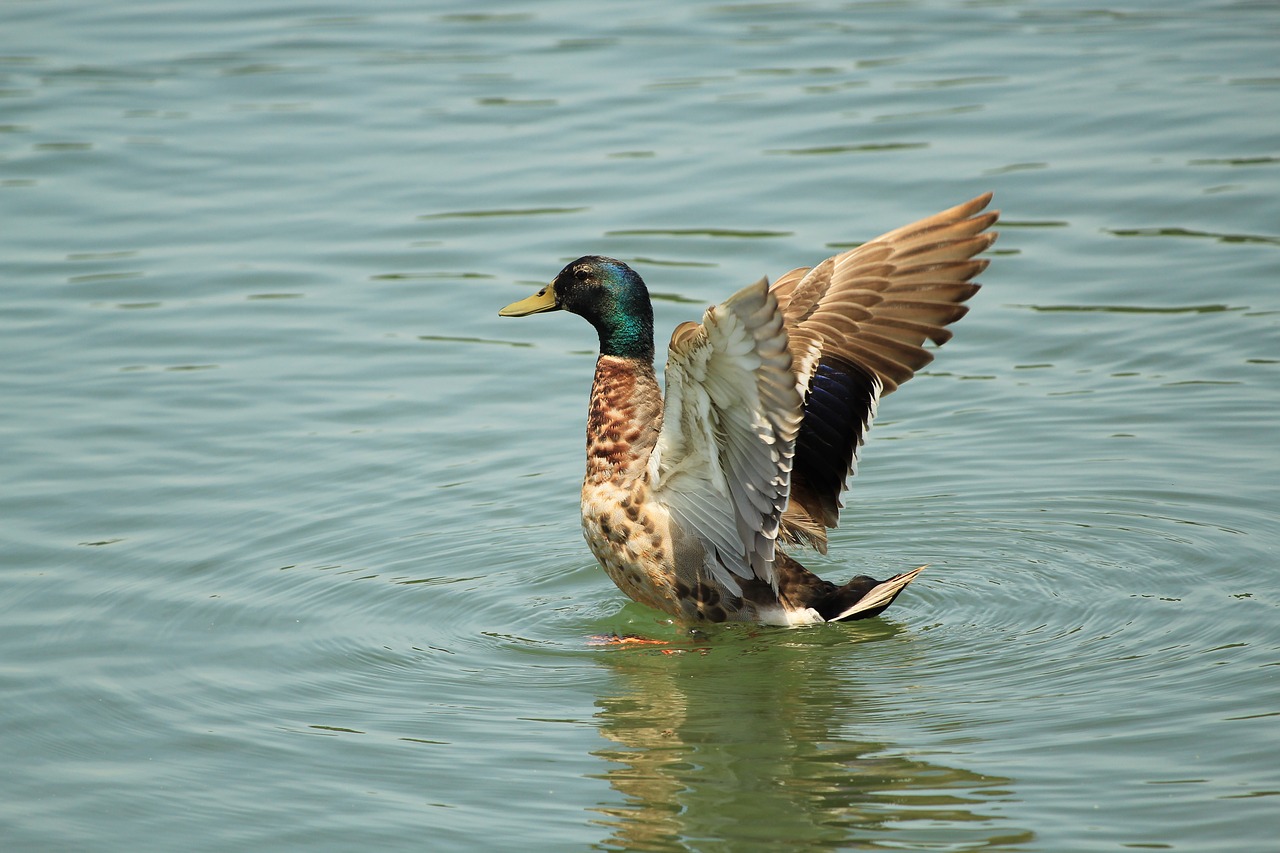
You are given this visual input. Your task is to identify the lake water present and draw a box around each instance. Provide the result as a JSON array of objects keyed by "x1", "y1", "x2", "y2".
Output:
[{"x1": 3, "y1": 1, "x2": 1278, "y2": 850}]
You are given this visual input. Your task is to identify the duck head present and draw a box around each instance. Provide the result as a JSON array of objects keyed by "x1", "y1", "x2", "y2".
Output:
[{"x1": 500, "y1": 256, "x2": 655, "y2": 360}]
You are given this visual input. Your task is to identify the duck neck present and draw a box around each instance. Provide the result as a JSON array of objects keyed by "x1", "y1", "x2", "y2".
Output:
[
  {"x1": 585, "y1": 355, "x2": 663, "y2": 487},
  {"x1": 592, "y1": 292, "x2": 654, "y2": 361}
]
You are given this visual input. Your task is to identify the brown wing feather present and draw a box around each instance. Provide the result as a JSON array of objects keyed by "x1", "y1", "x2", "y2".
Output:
[{"x1": 773, "y1": 193, "x2": 998, "y2": 550}]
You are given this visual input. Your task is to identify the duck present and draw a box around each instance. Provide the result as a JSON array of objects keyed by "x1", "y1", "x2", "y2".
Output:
[{"x1": 499, "y1": 194, "x2": 997, "y2": 625}]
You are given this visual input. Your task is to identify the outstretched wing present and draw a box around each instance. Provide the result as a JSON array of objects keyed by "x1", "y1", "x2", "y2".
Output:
[
  {"x1": 771, "y1": 193, "x2": 999, "y2": 550},
  {"x1": 649, "y1": 278, "x2": 806, "y2": 593}
]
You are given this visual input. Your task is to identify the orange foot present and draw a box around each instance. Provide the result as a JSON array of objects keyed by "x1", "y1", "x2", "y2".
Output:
[
  {"x1": 587, "y1": 634, "x2": 709, "y2": 655},
  {"x1": 587, "y1": 634, "x2": 671, "y2": 647}
]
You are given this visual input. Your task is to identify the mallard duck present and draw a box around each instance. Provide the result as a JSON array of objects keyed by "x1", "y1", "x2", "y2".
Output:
[{"x1": 500, "y1": 194, "x2": 997, "y2": 625}]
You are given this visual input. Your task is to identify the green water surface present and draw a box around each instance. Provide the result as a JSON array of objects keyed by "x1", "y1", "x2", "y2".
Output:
[{"x1": 3, "y1": 2, "x2": 1278, "y2": 851}]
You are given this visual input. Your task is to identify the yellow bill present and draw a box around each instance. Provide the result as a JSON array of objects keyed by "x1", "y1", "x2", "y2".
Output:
[{"x1": 499, "y1": 282, "x2": 559, "y2": 317}]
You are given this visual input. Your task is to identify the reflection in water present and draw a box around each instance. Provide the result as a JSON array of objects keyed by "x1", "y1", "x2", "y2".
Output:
[
  {"x1": 1105, "y1": 226, "x2": 1280, "y2": 246},
  {"x1": 588, "y1": 629, "x2": 1032, "y2": 851}
]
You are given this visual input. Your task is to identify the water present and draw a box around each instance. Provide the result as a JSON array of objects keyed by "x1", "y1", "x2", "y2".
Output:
[{"x1": 3, "y1": 1, "x2": 1278, "y2": 850}]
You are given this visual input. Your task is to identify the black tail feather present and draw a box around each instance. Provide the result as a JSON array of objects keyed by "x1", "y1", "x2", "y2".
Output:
[{"x1": 816, "y1": 566, "x2": 926, "y2": 621}]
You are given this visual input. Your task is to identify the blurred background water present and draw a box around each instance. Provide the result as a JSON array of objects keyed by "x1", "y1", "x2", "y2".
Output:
[{"x1": 2, "y1": 1, "x2": 1278, "y2": 851}]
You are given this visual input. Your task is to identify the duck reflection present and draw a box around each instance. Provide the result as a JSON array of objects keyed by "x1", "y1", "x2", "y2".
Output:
[{"x1": 588, "y1": 621, "x2": 1031, "y2": 851}]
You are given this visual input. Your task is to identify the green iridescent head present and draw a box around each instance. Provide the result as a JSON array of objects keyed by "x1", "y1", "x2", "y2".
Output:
[{"x1": 499, "y1": 256, "x2": 655, "y2": 360}]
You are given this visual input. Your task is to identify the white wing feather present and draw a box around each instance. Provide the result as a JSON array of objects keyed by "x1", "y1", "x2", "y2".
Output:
[{"x1": 649, "y1": 278, "x2": 806, "y2": 591}]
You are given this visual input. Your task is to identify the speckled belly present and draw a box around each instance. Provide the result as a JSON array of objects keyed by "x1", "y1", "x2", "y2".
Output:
[{"x1": 580, "y1": 480, "x2": 678, "y2": 615}]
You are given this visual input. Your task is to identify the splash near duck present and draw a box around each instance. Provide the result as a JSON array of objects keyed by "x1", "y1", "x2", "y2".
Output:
[{"x1": 500, "y1": 195, "x2": 998, "y2": 625}]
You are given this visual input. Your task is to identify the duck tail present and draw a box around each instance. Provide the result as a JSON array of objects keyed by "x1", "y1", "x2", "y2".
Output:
[{"x1": 824, "y1": 565, "x2": 926, "y2": 622}]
